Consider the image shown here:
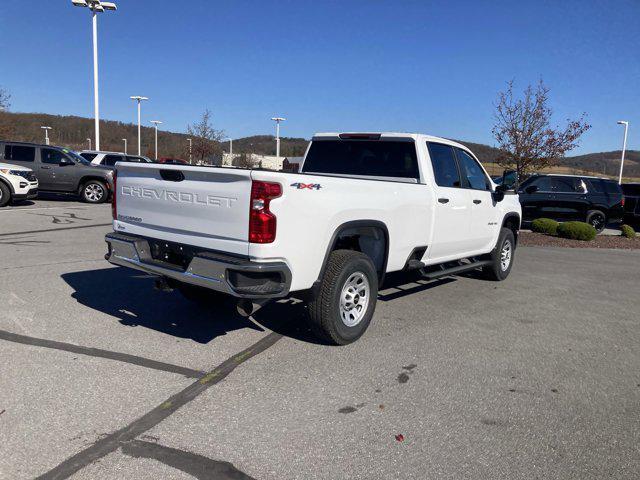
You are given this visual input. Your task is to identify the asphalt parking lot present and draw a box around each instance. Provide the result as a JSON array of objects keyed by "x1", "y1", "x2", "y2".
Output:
[{"x1": 1, "y1": 197, "x2": 639, "y2": 480}]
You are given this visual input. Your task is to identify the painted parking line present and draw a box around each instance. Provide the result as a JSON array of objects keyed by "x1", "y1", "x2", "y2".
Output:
[
  {"x1": 0, "y1": 329, "x2": 205, "y2": 379},
  {"x1": 35, "y1": 331, "x2": 283, "y2": 480},
  {"x1": 0, "y1": 223, "x2": 112, "y2": 237}
]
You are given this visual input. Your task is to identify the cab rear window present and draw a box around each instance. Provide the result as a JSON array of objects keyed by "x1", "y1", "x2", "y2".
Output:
[{"x1": 302, "y1": 140, "x2": 419, "y2": 180}]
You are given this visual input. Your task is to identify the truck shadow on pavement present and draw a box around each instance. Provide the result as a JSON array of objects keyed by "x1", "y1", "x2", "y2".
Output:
[{"x1": 61, "y1": 266, "x2": 321, "y2": 345}]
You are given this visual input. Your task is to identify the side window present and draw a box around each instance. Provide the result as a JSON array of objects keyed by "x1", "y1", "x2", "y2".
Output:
[
  {"x1": 551, "y1": 177, "x2": 578, "y2": 193},
  {"x1": 80, "y1": 152, "x2": 98, "y2": 162},
  {"x1": 125, "y1": 156, "x2": 141, "y2": 163},
  {"x1": 427, "y1": 142, "x2": 461, "y2": 188},
  {"x1": 529, "y1": 177, "x2": 553, "y2": 192},
  {"x1": 6, "y1": 145, "x2": 36, "y2": 162},
  {"x1": 41, "y1": 148, "x2": 67, "y2": 164},
  {"x1": 456, "y1": 148, "x2": 490, "y2": 191},
  {"x1": 103, "y1": 154, "x2": 124, "y2": 166}
]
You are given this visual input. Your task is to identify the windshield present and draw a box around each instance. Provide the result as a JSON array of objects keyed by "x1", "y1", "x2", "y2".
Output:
[{"x1": 63, "y1": 149, "x2": 91, "y2": 165}]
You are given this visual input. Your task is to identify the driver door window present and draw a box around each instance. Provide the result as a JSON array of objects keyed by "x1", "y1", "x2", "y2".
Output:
[
  {"x1": 455, "y1": 148, "x2": 491, "y2": 191},
  {"x1": 41, "y1": 148, "x2": 67, "y2": 164}
]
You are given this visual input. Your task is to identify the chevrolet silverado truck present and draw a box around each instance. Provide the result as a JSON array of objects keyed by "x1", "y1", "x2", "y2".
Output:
[{"x1": 105, "y1": 133, "x2": 521, "y2": 345}]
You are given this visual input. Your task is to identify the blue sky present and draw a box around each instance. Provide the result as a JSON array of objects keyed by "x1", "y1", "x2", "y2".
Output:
[{"x1": 0, "y1": 0, "x2": 638, "y2": 154}]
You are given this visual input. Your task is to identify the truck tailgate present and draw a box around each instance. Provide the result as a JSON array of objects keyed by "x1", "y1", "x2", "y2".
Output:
[{"x1": 113, "y1": 163, "x2": 252, "y2": 255}]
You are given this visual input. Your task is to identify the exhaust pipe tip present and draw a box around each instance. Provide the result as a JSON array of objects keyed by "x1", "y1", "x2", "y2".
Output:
[{"x1": 236, "y1": 299, "x2": 254, "y2": 317}]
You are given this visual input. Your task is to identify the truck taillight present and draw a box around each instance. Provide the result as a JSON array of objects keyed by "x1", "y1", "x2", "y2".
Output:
[
  {"x1": 249, "y1": 180, "x2": 281, "y2": 243},
  {"x1": 111, "y1": 170, "x2": 117, "y2": 221},
  {"x1": 621, "y1": 197, "x2": 625, "y2": 207}
]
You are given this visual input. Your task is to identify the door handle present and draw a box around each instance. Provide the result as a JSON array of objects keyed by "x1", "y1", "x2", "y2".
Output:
[
  {"x1": 473, "y1": 199, "x2": 482, "y2": 204},
  {"x1": 41, "y1": 166, "x2": 51, "y2": 169},
  {"x1": 438, "y1": 198, "x2": 449, "y2": 204}
]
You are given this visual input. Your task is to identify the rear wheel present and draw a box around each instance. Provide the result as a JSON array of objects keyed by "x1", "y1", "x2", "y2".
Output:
[
  {"x1": 308, "y1": 249, "x2": 378, "y2": 345},
  {"x1": 81, "y1": 180, "x2": 108, "y2": 204},
  {"x1": 482, "y1": 227, "x2": 515, "y2": 281},
  {"x1": 0, "y1": 182, "x2": 10, "y2": 208},
  {"x1": 586, "y1": 210, "x2": 606, "y2": 233}
]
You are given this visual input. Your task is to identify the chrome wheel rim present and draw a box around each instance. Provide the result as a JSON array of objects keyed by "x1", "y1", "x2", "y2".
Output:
[
  {"x1": 339, "y1": 272, "x2": 370, "y2": 327},
  {"x1": 589, "y1": 214, "x2": 605, "y2": 231},
  {"x1": 500, "y1": 240, "x2": 512, "y2": 271},
  {"x1": 84, "y1": 184, "x2": 104, "y2": 202}
]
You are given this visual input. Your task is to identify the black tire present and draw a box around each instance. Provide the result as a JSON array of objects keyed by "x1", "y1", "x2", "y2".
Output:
[
  {"x1": 0, "y1": 182, "x2": 10, "y2": 208},
  {"x1": 81, "y1": 180, "x2": 108, "y2": 204},
  {"x1": 482, "y1": 227, "x2": 515, "y2": 281},
  {"x1": 175, "y1": 282, "x2": 228, "y2": 305},
  {"x1": 308, "y1": 249, "x2": 378, "y2": 345},
  {"x1": 586, "y1": 210, "x2": 606, "y2": 233}
]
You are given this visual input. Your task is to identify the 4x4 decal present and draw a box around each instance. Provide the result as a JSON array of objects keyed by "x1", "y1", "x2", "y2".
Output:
[{"x1": 290, "y1": 182, "x2": 322, "y2": 190}]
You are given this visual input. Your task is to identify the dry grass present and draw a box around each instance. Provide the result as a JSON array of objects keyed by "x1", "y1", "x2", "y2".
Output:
[{"x1": 482, "y1": 162, "x2": 640, "y2": 183}]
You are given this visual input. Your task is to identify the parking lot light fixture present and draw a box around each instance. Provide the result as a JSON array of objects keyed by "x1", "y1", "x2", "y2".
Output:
[
  {"x1": 122, "y1": 138, "x2": 127, "y2": 154},
  {"x1": 617, "y1": 120, "x2": 629, "y2": 184},
  {"x1": 130, "y1": 96, "x2": 149, "y2": 155},
  {"x1": 41, "y1": 126, "x2": 52, "y2": 145},
  {"x1": 271, "y1": 117, "x2": 286, "y2": 160},
  {"x1": 86, "y1": 137, "x2": 92, "y2": 150},
  {"x1": 150, "y1": 120, "x2": 162, "y2": 160},
  {"x1": 71, "y1": 0, "x2": 118, "y2": 152}
]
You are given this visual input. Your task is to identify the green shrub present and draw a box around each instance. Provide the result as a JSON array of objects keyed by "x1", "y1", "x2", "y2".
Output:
[
  {"x1": 621, "y1": 224, "x2": 636, "y2": 239},
  {"x1": 531, "y1": 218, "x2": 559, "y2": 235},
  {"x1": 557, "y1": 221, "x2": 597, "y2": 241}
]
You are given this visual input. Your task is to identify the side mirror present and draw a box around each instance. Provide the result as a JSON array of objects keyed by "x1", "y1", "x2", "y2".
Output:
[
  {"x1": 59, "y1": 158, "x2": 74, "y2": 166},
  {"x1": 525, "y1": 185, "x2": 538, "y2": 194},
  {"x1": 493, "y1": 184, "x2": 506, "y2": 202}
]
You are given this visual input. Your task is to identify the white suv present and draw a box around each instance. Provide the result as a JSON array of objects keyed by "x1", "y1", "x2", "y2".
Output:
[
  {"x1": 80, "y1": 151, "x2": 153, "y2": 167},
  {"x1": 0, "y1": 162, "x2": 39, "y2": 207}
]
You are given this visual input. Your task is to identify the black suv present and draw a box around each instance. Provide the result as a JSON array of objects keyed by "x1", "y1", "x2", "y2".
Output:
[
  {"x1": 518, "y1": 174, "x2": 624, "y2": 232},
  {"x1": 0, "y1": 141, "x2": 114, "y2": 203},
  {"x1": 621, "y1": 183, "x2": 640, "y2": 226}
]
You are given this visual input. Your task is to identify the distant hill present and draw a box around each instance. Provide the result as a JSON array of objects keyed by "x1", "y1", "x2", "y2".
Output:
[{"x1": 0, "y1": 111, "x2": 636, "y2": 177}]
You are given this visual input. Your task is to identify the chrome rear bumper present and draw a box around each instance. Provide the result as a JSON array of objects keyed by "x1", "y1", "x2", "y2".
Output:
[{"x1": 105, "y1": 232, "x2": 291, "y2": 298}]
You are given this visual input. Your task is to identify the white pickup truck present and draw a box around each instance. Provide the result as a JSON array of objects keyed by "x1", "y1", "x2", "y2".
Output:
[{"x1": 105, "y1": 133, "x2": 521, "y2": 344}]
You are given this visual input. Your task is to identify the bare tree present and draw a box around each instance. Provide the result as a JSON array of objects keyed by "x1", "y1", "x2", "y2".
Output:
[
  {"x1": 186, "y1": 109, "x2": 224, "y2": 164},
  {"x1": 232, "y1": 152, "x2": 258, "y2": 169},
  {"x1": 0, "y1": 87, "x2": 10, "y2": 111},
  {"x1": 0, "y1": 87, "x2": 13, "y2": 139},
  {"x1": 492, "y1": 80, "x2": 591, "y2": 180}
]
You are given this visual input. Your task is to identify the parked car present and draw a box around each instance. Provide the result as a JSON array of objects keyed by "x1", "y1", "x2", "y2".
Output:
[
  {"x1": 0, "y1": 161, "x2": 38, "y2": 207},
  {"x1": 0, "y1": 141, "x2": 114, "y2": 203},
  {"x1": 105, "y1": 132, "x2": 521, "y2": 345},
  {"x1": 517, "y1": 174, "x2": 624, "y2": 232},
  {"x1": 157, "y1": 157, "x2": 189, "y2": 165},
  {"x1": 80, "y1": 151, "x2": 153, "y2": 166},
  {"x1": 621, "y1": 183, "x2": 640, "y2": 226}
]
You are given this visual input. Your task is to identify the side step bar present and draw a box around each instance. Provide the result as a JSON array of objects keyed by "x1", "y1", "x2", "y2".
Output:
[{"x1": 419, "y1": 260, "x2": 492, "y2": 280}]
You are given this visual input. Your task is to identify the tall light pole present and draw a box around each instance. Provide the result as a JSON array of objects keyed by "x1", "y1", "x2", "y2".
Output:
[
  {"x1": 617, "y1": 120, "x2": 629, "y2": 185},
  {"x1": 41, "y1": 126, "x2": 52, "y2": 145},
  {"x1": 87, "y1": 138, "x2": 92, "y2": 150},
  {"x1": 150, "y1": 120, "x2": 162, "y2": 160},
  {"x1": 71, "y1": 0, "x2": 118, "y2": 152},
  {"x1": 271, "y1": 117, "x2": 286, "y2": 159},
  {"x1": 187, "y1": 138, "x2": 192, "y2": 164},
  {"x1": 122, "y1": 138, "x2": 127, "y2": 154},
  {"x1": 130, "y1": 96, "x2": 149, "y2": 155},
  {"x1": 225, "y1": 137, "x2": 233, "y2": 158}
]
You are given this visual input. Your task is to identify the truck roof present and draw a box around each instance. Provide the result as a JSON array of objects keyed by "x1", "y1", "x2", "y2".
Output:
[{"x1": 312, "y1": 132, "x2": 470, "y2": 150}]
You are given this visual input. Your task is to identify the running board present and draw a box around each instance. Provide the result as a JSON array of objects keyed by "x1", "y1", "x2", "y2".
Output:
[{"x1": 419, "y1": 260, "x2": 492, "y2": 280}]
